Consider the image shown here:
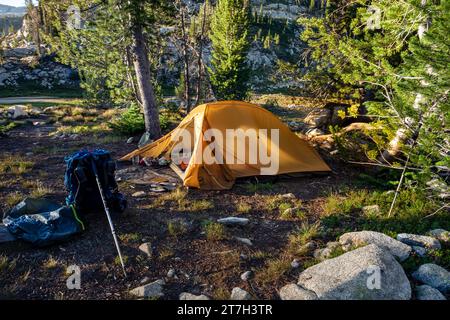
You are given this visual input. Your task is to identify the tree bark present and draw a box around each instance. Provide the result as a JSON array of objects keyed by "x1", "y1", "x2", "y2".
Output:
[
  {"x1": 194, "y1": 1, "x2": 207, "y2": 106},
  {"x1": 130, "y1": 23, "x2": 161, "y2": 139},
  {"x1": 180, "y1": 4, "x2": 191, "y2": 112}
]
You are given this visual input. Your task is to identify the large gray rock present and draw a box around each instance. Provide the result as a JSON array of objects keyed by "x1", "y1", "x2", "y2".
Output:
[
  {"x1": 339, "y1": 231, "x2": 411, "y2": 261},
  {"x1": 397, "y1": 233, "x2": 441, "y2": 250},
  {"x1": 230, "y1": 287, "x2": 252, "y2": 300},
  {"x1": 415, "y1": 285, "x2": 446, "y2": 300},
  {"x1": 279, "y1": 284, "x2": 318, "y2": 300},
  {"x1": 179, "y1": 292, "x2": 210, "y2": 300},
  {"x1": 412, "y1": 264, "x2": 450, "y2": 294},
  {"x1": 129, "y1": 279, "x2": 165, "y2": 298},
  {"x1": 297, "y1": 244, "x2": 411, "y2": 300}
]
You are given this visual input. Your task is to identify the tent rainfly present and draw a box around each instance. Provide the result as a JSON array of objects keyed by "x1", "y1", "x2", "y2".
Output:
[{"x1": 120, "y1": 101, "x2": 331, "y2": 190}]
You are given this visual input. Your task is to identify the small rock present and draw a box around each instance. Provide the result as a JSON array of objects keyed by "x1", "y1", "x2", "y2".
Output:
[
  {"x1": 281, "y1": 193, "x2": 296, "y2": 199},
  {"x1": 126, "y1": 137, "x2": 134, "y2": 144},
  {"x1": 234, "y1": 237, "x2": 253, "y2": 246},
  {"x1": 299, "y1": 241, "x2": 317, "y2": 254},
  {"x1": 291, "y1": 259, "x2": 300, "y2": 269},
  {"x1": 138, "y1": 242, "x2": 152, "y2": 257},
  {"x1": 240, "y1": 271, "x2": 253, "y2": 281},
  {"x1": 239, "y1": 254, "x2": 248, "y2": 260},
  {"x1": 140, "y1": 276, "x2": 150, "y2": 284},
  {"x1": 167, "y1": 269, "x2": 176, "y2": 278},
  {"x1": 230, "y1": 287, "x2": 252, "y2": 300},
  {"x1": 362, "y1": 205, "x2": 380, "y2": 215},
  {"x1": 412, "y1": 264, "x2": 450, "y2": 294},
  {"x1": 132, "y1": 191, "x2": 146, "y2": 197},
  {"x1": 25, "y1": 152, "x2": 33, "y2": 156},
  {"x1": 339, "y1": 230, "x2": 411, "y2": 261},
  {"x1": 313, "y1": 247, "x2": 333, "y2": 261},
  {"x1": 412, "y1": 246, "x2": 427, "y2": 257},
  {"x1": 415, "y1": 285, "x2": 446, "y2": 300},
  {"x1": 10, "y1": 105, "x2": 28, "y2": 119},
  {"x1": 326, "y1": 241, "x2": 341, "y2": 250},
  {"x1": 129, "y1": 279, "x2": 164, "y2": 298},
  {"x1": 179, "y1": 292, "x2": 210, "y2": 300},
  {"x1": 397, "y1": 233, "x2": 441, "y2": 250},
  {"x1": 428, "y1": 229, "x2": 449, "y2": 243},
  {"x1": 279, "y1": 284, "x2": 318, "y2": 300},
  {"x1": 217, "y1": 217, "x2": 249, "y2": 226}
]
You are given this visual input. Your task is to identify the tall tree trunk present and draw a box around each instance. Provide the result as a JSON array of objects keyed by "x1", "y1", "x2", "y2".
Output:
[
  {"x1": 180, "y1": 4, "x2": 191, "y2": 112},
  {"x1": 194, "y1": 1, "x2": 207, "y2": 106},
  {"x1": 130, "y1": 23, "x2": 161, "y2": 138}
]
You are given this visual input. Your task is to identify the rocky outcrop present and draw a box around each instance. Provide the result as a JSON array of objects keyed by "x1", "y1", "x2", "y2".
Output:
[
  {"x1": 297, "y1": 244, "x2": 411, "y2": 300},
  {"x1": 339, "y1": 231, "x2": 411, "y2": 261},
  {"x1": 397, "y1": 233, "x2": 441, "y2": 250}
]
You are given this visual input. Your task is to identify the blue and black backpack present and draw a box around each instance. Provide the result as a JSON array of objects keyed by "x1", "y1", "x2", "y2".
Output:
[{"x1": 64, "y1": 149, "x2": 127, "y2": 213}]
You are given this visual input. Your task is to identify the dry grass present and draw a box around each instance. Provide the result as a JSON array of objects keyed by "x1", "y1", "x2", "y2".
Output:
[
  {"x1": 236, "y1": 202, "x2": 251, "y2": 213},
  {"x1": 0, "y1": 156, "x2": 34, "y2": 175},
  {"x1": 204, "y1": 222, "x2": 226, "y2": 241},
  {"x1": 5, "y1": 192, "x2": 24, "y2": 207},
  {"x1": 154, "y1": 188, "x2": 214, "y2": 212},
  {"x1": 43, "y1": 256, "x2": 59, "y2": 270},
  {"x1": 287, "y1": 222, "x2": 320, "y2": 253},
  {"x1": 159, "y1": 246, "x2": 175, "y2": 260},
  {"x1": 213, "y1": 287, "x2": 230, "y2": 300},
  {"x1": 255, "y1": 256, "x2": 291, "y2": 284},
  {"x1": 28, "y1": 180, "x2": 54, "y2": 198},
  {"x1": 118, "y1": 233, "x2": 140, "y2": 244},
  {"x1": 167, "y1": 220, "x2": 187, "y2": 238}
]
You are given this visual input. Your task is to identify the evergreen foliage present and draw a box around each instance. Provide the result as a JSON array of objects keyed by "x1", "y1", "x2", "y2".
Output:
[{"x1": 209, "y1": 0, "x2": 252, "y2": 100}]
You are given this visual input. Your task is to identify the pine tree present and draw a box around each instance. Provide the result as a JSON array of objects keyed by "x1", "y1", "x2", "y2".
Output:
[
  {"x1": 209, "y1": 0, "x2": 251, "y2": 100},
  {"x1": 298, "y1": 0, "x2": 449, "y2": 204}
]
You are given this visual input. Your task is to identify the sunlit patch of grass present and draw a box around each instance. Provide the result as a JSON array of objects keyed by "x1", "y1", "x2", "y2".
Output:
[
  {"x1": 29, "y1": 180, "x2": 54, "y2": 198},
  {"x1": 20, "y1": 268, "x2": 32, "y2": 283},
  {"x1": 5, "y1": 192, "x2": 24, "y2": 207},
  {"x1": 249, "y1": 250, "x2": 272, "y2": 260},
  {"x1": 0, "y1": 156, "x2": 34, "y2": 175},
  {"x1": 287, "y1": 222, "x2": 320, "y2": 251},
  {"x1": 114, "y1": 255, "x2": 129, "y2": 266},
  {"x1": 181, "y1": 199, "x2": 214, "y2": 211},
  {"x1": 255, "y1": 257, "x2": 291, "y2": 284},
  {"x1": 213, "y1": 287, "x2": 229, "y2": 300},
  {"x1": 43, "y1": 256, "x2": 59, "y2": 270},
  {"x1": 154, "y1": 188, "x2": 214, "y2": 212},
  {"x1": 0, "y1": 254, "x2": 17, "y2": 273},
  {"x1": 55, "y1": 123, "x2": 110, "y2": 135},
  {"x1": 204, "y1": 222, "x2": 226, "y2": 241},
  {"x1": 159, "y1": 247, "x2": 175, "y2": 260},
  {"x1": 236, "y1": 202, "x2": 251, "y2": 214},
  {"x1": 118, "y1": 233, "x2": 140, "y2": 244}
]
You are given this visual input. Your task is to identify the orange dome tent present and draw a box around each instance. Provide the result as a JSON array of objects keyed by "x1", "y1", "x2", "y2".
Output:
[{"x1": 120, "y1": 101, "x2": 330, "y2": 190}]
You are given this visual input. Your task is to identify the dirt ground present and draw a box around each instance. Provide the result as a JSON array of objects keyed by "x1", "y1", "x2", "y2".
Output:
[{"x1": 0, "y1": 103, "x2": 371, "y2": 300}]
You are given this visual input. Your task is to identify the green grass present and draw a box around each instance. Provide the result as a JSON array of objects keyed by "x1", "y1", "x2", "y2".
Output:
[
  {"x1": 167, "y1": 220, "x2": 188, "y2": 238},
  {"x1": 287, "y1": 222, "x2": 320, "y2": 252},
  {"x1": 204, "y1": 222, "x2": 227, "y2": 241},
  {"x1": 321, "y1": 188, "x2": 449, "y2": 236},
  {"x1": 0, "y1": 156, "x2": 34, "y2": 175},
  {"x1": 255, "y1": 257, "x2": 291, "y2": 284}
]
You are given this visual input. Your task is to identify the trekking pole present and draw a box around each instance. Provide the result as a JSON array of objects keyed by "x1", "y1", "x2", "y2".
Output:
[{"x1": 90, "y1": 159, "x2": 127, "y2": 277}]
